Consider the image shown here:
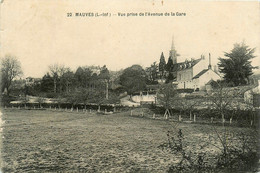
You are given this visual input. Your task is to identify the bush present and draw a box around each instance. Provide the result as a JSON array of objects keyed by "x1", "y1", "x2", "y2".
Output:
[{"x1": 159, "y1": 128, "x2": 259, "y2": 173}]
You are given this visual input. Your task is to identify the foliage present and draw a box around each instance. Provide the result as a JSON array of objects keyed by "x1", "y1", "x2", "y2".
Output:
[
  {"x1": 119, "y1": 65, "x2": 147, "y2": 95},
  {"x1": 159, "y1": 129, "x2": 211, "y2": 173},
  {"x1": 1, "y1": 54, "x2": 23, "y2": 96},
  {"x1": 160, "y1": 128, "x2": 259, "y2": 173},
  {"x1": 165, "y1": 72, "x2": 175, "y2": 83},
  {"x1": 218, "y1": 42, "x2": 257, "y2": 86},
  {"x1": 159, "y1": 52, "x2": 166, "y2": 79},
  {"x1": 146, "y1": 62, "x2": 159, "y2": 83},
  {"x1": 157, "y1": 84, "x2": 177, "y2": 118},
  {"x1": 210, "y1": 127, "x2": 258, "y2": 172},
  {"x1": 173, "y1": 96, "x2": 200, "y2": 116},
  {"x1": 206, "y1": 82, "x2": 241, "y2": 120},
  {"x1": 165, "y1": 57, "x2": 173, "y2": 72},
  {"x1": 157, "y1": 84, "x2": 177, "y2": 109},
  {"x1": 41, "y1": 73, "x2": 54, "y2": 92},
  {"x1": 60, "y1": 68, "x2": 75, "y2": 93}
]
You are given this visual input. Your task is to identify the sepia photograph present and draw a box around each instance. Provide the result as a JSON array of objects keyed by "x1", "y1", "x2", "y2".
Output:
[{"x1": 0, "y1": 0, "x2": 260, "y2": 172}]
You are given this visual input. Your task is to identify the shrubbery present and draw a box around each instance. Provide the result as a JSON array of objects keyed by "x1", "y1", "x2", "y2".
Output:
[{"x1": 159, "y1": 129, "x2": 259, "y2": 173}]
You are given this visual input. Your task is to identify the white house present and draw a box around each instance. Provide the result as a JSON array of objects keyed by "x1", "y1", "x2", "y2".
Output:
[{"x1": 167, "y1": 38, "x2": 221, "y2": 90}]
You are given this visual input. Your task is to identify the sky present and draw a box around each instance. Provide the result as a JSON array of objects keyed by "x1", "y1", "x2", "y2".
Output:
[{"x1": 0, "y1": 0, "x2": 259, "y2": 78}]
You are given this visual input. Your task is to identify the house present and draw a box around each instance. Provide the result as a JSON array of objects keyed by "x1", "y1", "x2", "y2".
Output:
[
  {"x1": 25, "y1": 77, "x2": 41, "y2": 86},
  {"x1": 165, "y1": 38, "x2": 221, "y2": 90},
  {"x1": 244, "y1": 80, "x2": 260, "y2": 105}
]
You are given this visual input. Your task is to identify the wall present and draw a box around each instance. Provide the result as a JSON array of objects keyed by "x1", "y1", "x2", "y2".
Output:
[
  {"x1": 131, "y1": 95, "x2": 156, "y2": 103},
  {"x1": 244, "y1": 80, "x2": 260, "y2": 103},
  {"x1": 177, "y1": 68, "x2": 193, "y2": 89},
  {"x1": 197, "y1": 69, "x2": 221, "y2": 90},
  {"x1": 193, "y1": 58, "x2": 209, "y2": 77}
]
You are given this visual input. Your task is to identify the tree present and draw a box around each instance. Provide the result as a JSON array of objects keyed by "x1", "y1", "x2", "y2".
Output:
[
  {"x1": 48, "y1": 64, "x2": 66, "y2": 93},
  {"x1": 146, "y1": 62, "x2": 159, "y2": 83},
  {"x1": 41, "y1": 73, "x2": 53, "y2": 92},
  {"x1": 173, "y1": 96, "x2": 201, "y2": 120},
  {"x1": 75, "y1": 87, "x2": 95, "y2": 109},
  {"x1": 157, "y1": 83, "x2": 177, "y2": 119},
  {"x1": 99, "y1": 65, "x2": 110, "y2": 99},
  {"x1": 165, "y1": 57, "x2": 176, "y2": 83},
  {"x1": 159, "y1": 52, "x2": 166, "y2": 79},
  {"x1": 60, "y1": 68, "x2": 74, "y2": 93},
  {"x1": 1, "y1": 55, "x2": 23, "y2": 96},
  {"x1": 207, "y1": 82, "x2": 240, "y2": 122},
  {"x1": 218, "y1": 42, "x2": 257, "y2": 86},
  {"x1": 119, "y1": 65, "x2": 147, "y2": 95},
  {"x1": 165, "y1": 57, "x2": 173, "y2": 72}
]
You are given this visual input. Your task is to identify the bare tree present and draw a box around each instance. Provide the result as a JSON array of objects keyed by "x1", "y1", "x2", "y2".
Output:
[
  {"x1": 48, "y1": 64, "x2": 65, "y2": 93},
  {"x1": 157, "y1": 83, "x2": 177, "y2": 119},
  {"x1": 1, "y1": 55, "x2": 23, "y2": 96},
  {"x1": 207, "y1": 82, "x2": 240, "y2": 122},
  {"x1": 174, "y1": 96, "x2": 201, "y2": 120}
]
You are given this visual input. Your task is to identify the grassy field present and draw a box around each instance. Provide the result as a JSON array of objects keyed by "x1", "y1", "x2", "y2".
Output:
[{"x1": 0, "y1": 109, "x2": 258, "y2": 172}]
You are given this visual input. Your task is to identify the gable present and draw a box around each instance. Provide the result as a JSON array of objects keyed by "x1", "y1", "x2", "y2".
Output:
[
  {"x1": 192, "y1": 69, "x2": 209, "y2": 79},
  {"x1": 193, "y1": 69, "x2": 221, "y2": 81}
]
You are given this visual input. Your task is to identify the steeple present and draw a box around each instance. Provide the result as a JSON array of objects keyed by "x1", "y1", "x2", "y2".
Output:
[
  {"x1": 171, "y1": 35, "x2": 175, "y2": 50},
  {"x1": 169, "y1": 35, "x2": 178, "y2": 64}
]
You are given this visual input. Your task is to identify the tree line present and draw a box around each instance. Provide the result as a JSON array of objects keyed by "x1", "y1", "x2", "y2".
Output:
[{"x1": 0, "y1": 41, "x2": 258, "y2": 105}]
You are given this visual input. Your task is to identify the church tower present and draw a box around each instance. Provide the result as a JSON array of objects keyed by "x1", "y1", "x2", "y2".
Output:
[{"x1": 169, "y1": 36, "x2": 178, "y2": 64}]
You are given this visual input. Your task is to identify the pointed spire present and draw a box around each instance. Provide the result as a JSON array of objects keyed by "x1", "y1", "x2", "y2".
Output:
[{"x1": 171, "y1": 35, "x2": 175, "y2": 50}]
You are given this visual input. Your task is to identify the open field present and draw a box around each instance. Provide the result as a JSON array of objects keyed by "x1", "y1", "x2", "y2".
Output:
[{"x1": 0, "y1": 109, "x2": 258, "y2": 172}]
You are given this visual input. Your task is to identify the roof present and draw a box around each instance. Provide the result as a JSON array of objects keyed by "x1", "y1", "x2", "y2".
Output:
[
  {"x1": 192, "y1": 69, "x2": 209, "y2": 79},
  {"x1": 205, "y1": 79, "x2": 215, "y2": 85},
  {"x1": 170, "y1": 58, "x2": 202, "y2": 72}
]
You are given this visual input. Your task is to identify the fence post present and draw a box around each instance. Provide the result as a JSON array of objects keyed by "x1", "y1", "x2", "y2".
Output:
[
  {"x1": 153, "y1": 114, "x2": 155, "y2": 119},
  {"x1": 230, "y1": 118, "x2": 232, "y2": 125},
  {"x1": 211, "y1": 117, "x2": 213, "y2": 123},
  {"x1": 49, "y1": 106, "x2": 51, "y2": 109},
  {"x1": 113, "y1": 107, "x2": 116, "y2": 113},
  {"x1": 77, "y1": 107, "x2": 78, "y2": 112},
  {"x1": 179, "y1": 115, "x2": 182, "y2": 122},
  {"x1": 130, "y1": 110, "x2": 133, "y2": 116},
  {"x1": 250, "y1": 120, "x2": 253, "y2": 126},
  {"x1": 98, "y1": 106, "x2": 100, "y2": 112},
  {"x1": 193, "y1": 114, "x2": 196, "y2": 122},
  {"x1": 141, "y1": 111, "x2": 144, "y2": 117},
  {"x1": 105, "y1": 109, "x2": 107, "y2": 114},
  {"x1": 71, "y1": 107, "x2": 73, "y2": 112}
]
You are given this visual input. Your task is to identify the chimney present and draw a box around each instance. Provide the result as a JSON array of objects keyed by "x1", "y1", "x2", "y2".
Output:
[
  {"x1": 208, "y1": 53, "x2": 212, "y2": 69},
  {"x1": 213, "y1": 65, "x2": 217, "y2": 72}
]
